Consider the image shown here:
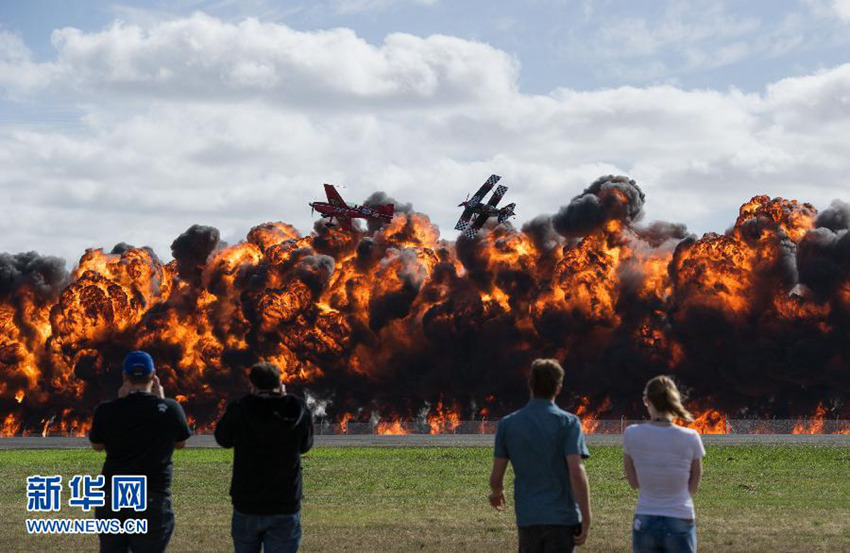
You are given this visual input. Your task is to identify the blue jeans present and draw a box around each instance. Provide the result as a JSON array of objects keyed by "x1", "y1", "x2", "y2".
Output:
[
  {"x1": 632, "y1": 515, "x2": 696, "y2": 553},
  {"x1": 231, "y1": 510, "x2": 302, "y2": 553}
]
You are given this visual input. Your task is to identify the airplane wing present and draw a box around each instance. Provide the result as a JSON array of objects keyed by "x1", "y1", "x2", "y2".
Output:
[
  {"x1": 454, "y1": 207, "x2": 475, "y2": 231},
  {"x1": 323, "y1": 184, "x2": 346, "y2": 207},
  {"x1": 462, "y1": 212, "x2": 490, "y2": 238},
  {"x1": 467, "y1": 175, "x2": 501, "y2": 208},
  {"x1": 486, "y1": 184, "x2": 508, "y2": 207}
]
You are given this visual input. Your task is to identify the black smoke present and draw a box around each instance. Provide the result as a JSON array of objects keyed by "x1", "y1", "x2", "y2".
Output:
[
  {"x1": 553, "y1": 175, "x2": 645, "y2": 238},
  {"x1": 363, "y1": 192, "x2": 412, "y2": 233},
  {"x1": 0, "y1": 252, "x2": 67, "y2": 300},
  {"x1": 171, "y1": 225, "x2": 221, "y2": 286}
]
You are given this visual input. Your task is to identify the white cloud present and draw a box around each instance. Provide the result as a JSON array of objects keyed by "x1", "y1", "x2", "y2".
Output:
[
  {"x1": 1, "y1": 14, "x2": 849, "y2": 263},
  {"x1": 38, "y1": 13, "x2": 516, "y2": 106},
  {"x1": 0, "y1": 31, "x2": 57, "y2": 99},
  {"x1": 806, "y1": 0, "x2": 850, "y2": 22},
  {"x1": 333, "y1": 0, "x2": 438, "y2": 15},
  {"x1": 836, "y1": 0, "x2": 850, "y2": 20}
]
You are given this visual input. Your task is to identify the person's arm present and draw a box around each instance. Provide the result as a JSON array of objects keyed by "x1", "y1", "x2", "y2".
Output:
[
  {"x1": 563, "y1": 419, "x2": 591, "y2": 545},
  {"x1": 568, "y1": 454, "x2": 592, "y2": 546},
  {"x1": 623, "y1": 453, "x2": 639, "y2": 490},
  {"x1": 688, "y1": 457, "x2": 702, "y2": 495},
  {"x1": 489, "y1": 421, "x2": 510, "y2": 511},
  {"x1": 214, "y1": 402, "x2": 235, "y2": 449},
  {"x1": 300, "y1": 404, "x2": 314, "y2": 454},
  {"x1": 89, "y1": 404, "x2": 106, "y2": 451},
  {"x1": 688, "y1": 432, "x2": 705, "y2": 495},
  {"x1": 489, "y1": 457, "x2": 508, "y2": 511}
]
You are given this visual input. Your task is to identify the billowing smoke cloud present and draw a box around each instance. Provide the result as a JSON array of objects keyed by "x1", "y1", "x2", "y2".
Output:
[
  {"x1": 363, "y1": 191, "x2": 413, "y2": 233},
  {"x1": 634, "y1": 221, "x2": 691, "y2": 248},
  {"x1": 798, "y1": 200, "x2": 850, "y2": 301},
  {"x1": 553, "y1": 175, "x2": 645, "y2": 238},
  {"x1": 797, "y1": 227, "x2": 850, "y2": 301},
  {"x1": 295, "y1": 254, "x2": 336, "y2": 295},
  {"x1": 521, "y1": 215, "x2": 562, "y2": 254},
  {"x1": 815, "y1": 200, "x2": 850, "y2": 232},
  {"x1": 171, "y1": 225, "x2": 221, "y2": 286},
  {"x1": 0, "y1": 252, "x2": 67, "y2": 300}
]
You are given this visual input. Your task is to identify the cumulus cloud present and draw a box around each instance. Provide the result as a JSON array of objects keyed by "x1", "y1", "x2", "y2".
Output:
[
  {"x1": 38, "y1": 13, "x2": 516, "y2": 106},
  {"x1": 807, "y1": 0, "x2": 850, "y2": 22},
  {"x1": 837, "y1": 0, "x2": 850, "y2": 20},
  {"x1": 0, "y1": 13, "x2": 849, "y2": 263},
  {"x1": 333, "y1": 0, "x2": 438, "y2": 15},
  {"x1": 0, "y1": 31, "x2": 56, "y2": 98}
]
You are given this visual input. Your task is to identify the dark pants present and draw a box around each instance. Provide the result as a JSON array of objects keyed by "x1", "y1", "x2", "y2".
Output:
[
  {"x1": 518, "y1": 524, "x2": 577, "y2": 553},
  {"x1": 632, "y1": 515, "x2": 697, "y2": 553},
  {"x1": 96, "y1": 492, "x2": 175, "y2": 553},
  {"x1": 231, "y1": 509, "x2": 302, "y2": 553}
]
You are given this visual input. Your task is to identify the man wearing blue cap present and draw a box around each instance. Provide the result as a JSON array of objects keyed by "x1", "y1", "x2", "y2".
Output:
[{"x1": 90, "y1": 350, "x2": 192, "y2": 553}]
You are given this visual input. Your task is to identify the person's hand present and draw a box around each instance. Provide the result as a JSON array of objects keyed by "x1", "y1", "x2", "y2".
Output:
[
  {"x1": 117, "y1": 379, "x2": 132, "y2": 398},
  {"x1": 151, "y1": 375, "x2": 165, "y2": 399},
  {"x1": 488, "y1": 489, "x2": 505, "y2": 511},
  {"x1": 574, "y1": 518, "x2": 591, "y2": 546}
]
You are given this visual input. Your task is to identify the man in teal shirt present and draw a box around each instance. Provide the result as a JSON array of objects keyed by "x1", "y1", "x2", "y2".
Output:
[{"x1": 489, "y1": 358, "x2": 592, "y2": 552}]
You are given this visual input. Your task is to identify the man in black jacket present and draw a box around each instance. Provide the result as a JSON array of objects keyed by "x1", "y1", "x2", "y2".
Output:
[
  {"x1": 90, "y1": 350, "x2": 192, "y2": 553},
  {"x1": 215, "y1": 362, "x2": 314, "y2": 553}
]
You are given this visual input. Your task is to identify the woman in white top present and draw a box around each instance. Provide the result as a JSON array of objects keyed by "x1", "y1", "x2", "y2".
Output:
[{"x1": 623, "y1": 375, "x2": 705, "y2": 553}]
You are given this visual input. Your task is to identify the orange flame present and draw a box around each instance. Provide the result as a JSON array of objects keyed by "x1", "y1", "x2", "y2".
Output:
[
  {"x1": 427, "y1": 401, "x2": 461, "y2": 434},
  {"x1": 574, "y1": 396, "x2": 611, "y2": 434},
  {"x1": 792, "y1": 404, "x2": 827, "y2": 435},
  {"x1": 339, "y1": 413, "x2": 353, "y2": 434},
  {"x1": 682, "y1": 409, "x2": 727, "y2": 434},
  {"x1": 376, "y1": 420, "x2": 408, "y2": 435},
  {"x1": 1, "y1": 413, "x2": 20, "y2": 437}
]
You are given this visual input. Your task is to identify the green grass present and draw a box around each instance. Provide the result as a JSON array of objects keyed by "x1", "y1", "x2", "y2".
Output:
[{"x1": 0, "y1": 446, "x2": 848, "y2": 552}]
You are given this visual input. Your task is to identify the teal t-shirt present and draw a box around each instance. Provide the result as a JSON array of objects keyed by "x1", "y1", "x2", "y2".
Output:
[{"x1": 494, "y1": 399, "x2": 590, "y2": 527}]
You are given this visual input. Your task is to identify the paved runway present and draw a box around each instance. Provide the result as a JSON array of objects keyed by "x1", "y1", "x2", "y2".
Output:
[{"x1": 0, "y1": 434, "x2": 848, "y2": 449}]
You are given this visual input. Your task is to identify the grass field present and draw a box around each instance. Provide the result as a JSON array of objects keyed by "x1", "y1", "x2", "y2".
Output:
[{"x1": 0, "y1": 445, "x2": 848, "y2": 552}]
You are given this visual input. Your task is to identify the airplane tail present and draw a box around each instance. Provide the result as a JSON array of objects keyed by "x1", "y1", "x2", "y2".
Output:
[
  {"x1": 376, "y1": 204, "x2": 395, "y2": 218},
  {"x1": 498, "y1": 203, "x2": 516, "y2": 223}
]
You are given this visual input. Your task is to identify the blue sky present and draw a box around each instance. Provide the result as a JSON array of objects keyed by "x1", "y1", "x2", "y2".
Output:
[{"x1": 1, "y1": 0, "x2": 850, "y2": 261}]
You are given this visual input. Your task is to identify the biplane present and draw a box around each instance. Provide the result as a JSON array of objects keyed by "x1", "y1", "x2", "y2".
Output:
[
  {"x1": 309, "y1": 184, "x2": 394, "y2": 231},
  {"x1": 454, "y1": 174, "x2": 516, "y2": 238}
]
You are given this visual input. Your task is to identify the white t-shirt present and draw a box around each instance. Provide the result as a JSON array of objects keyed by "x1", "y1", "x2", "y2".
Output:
[{"x1": 622, "y1": 423, "x2": 706, "y2": 520}]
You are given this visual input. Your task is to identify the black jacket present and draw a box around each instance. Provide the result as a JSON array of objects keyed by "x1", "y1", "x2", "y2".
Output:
[{"x1": 214, "y1": 393, "x2": 313, "y2": 515}]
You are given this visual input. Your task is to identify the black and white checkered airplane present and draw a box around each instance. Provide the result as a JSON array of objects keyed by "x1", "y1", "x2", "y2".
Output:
[{"x1": 454, "y1": 175, "x2": 516, "y2": 239}]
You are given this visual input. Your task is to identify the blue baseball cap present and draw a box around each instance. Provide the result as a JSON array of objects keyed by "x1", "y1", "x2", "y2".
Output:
[{"x1": 123, "y1": 351, "x2": 155, "y2": 377}]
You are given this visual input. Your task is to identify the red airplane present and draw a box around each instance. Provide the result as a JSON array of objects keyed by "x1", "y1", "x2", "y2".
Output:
[{"x1": 309, "y1": 184, "x2": 394, "y2": 231}]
